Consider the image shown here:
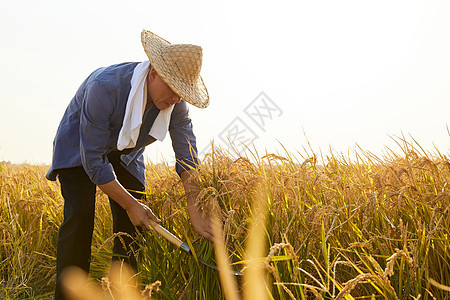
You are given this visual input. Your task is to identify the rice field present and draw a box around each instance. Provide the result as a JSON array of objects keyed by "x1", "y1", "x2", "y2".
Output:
[{"x1": 0, "y1": 138, "x2": 449, "y2": 299}]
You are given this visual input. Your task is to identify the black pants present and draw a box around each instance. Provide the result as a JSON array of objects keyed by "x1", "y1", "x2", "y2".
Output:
[{"x1": 54, "y1": 153, "x2": 144, "y2": 300}]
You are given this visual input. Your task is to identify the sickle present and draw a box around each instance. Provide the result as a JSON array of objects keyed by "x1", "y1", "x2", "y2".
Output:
[{"x1": 148, "y1": 219, "x2": 243, "y2": 276}]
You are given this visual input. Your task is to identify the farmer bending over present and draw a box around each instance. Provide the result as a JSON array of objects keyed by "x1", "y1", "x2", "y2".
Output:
[{"x1": 46, "y1": 29, "x2": 213, "y2": 300}]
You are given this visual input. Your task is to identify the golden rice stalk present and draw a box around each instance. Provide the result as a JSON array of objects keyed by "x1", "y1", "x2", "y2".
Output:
[
  {"x1": 108, "y1": 261, "x2": 142, "y2": 300},
  {"x1": 428, "y1": 278, "x2": 450, "y2": 292},
  {"x1": 62, "y1": 267, "x2": 105, "y2": 300},
  {"x1": 212, "y1": 215, "x2": 240, "y2": 300},
  {"x1": 141, "y1": 280, "x2": 162, "y2": 299},
  {"x1": 242, "y1": 181, "x2": 270, "y2": 300},
  {"x1": 62, "y1": 262, "x2": 145, "y2": 300},
  {"x1": 335, "y1": 273, "x2": 398, "y2": 300},
  {"x1": 385, "y1": 248, "x2": 414, "y2": 279}
]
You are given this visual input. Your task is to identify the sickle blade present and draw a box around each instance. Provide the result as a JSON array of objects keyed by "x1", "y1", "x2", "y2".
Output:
[{"x1": 180, "y1": 243, "x2": 243, "y2": 276}]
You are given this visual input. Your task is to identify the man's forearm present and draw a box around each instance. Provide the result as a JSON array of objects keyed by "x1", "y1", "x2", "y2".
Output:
[
  {"x1": 99, "y1": 179, "x2": 160, "y2": 228},
  {"x1": 180, "y1": 169, "x2": 214, "y2": 241},
  {"x1": 180, "y1": 170, "x2": 198, "y2": 206},
  {"x1": 98, "y1": 179, "x2": 138, "y2": 210}
]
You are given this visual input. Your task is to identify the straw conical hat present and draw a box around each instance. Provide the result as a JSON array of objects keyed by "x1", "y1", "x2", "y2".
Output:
[{"x1": 141, "y1": 29, "x2": 209, "y2": 108}]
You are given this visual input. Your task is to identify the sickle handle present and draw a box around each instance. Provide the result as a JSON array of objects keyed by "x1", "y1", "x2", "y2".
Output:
[
  {"x1": 148, "y1": 219, "x2": 184, "y2": 249},
  {"x1": 148, "y1": 220, "x2": 242, "y2": 275}
]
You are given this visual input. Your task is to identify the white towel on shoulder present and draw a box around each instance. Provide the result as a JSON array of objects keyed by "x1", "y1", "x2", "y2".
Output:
[{"x1": 117, "y1": 61, "x2": 174, "y2": 151}]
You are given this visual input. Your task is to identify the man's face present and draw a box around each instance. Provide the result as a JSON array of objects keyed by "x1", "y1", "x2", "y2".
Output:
[{"x1": 147, "y1": 68, "x2": 181, "y2": 110}]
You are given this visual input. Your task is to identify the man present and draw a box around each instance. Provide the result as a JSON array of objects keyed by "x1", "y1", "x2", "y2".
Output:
[{"x1": 46, "y1": 30, "x2": 213, "y2": 299}]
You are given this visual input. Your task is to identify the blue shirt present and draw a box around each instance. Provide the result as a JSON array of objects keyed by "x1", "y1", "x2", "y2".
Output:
[{"x1": 46, "y1": 62, "x2": 200, "y2": 186}]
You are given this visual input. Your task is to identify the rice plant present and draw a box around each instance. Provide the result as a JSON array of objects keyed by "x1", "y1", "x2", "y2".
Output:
[{"x1": 0, "y1": 136, "x2": 449, "y2": 299}]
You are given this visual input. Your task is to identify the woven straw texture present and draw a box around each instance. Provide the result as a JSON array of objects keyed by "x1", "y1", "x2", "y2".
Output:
[{"x1": 141, "y1": 30, "x2": 209, "y2": 108}]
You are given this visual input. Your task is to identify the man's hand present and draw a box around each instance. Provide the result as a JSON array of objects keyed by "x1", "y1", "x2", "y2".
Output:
[
  {"x1": 181, "y1": 170, "x2": 215, "y2": 242},
  {"x1": 98, "y1": 179, "x2": 161, "y2": 230},
  {"x1": 187, "y1": 202, "x2": 214, "y2": 241},
  {"x1": 126, "y1": 200, "x2": 161, "y2": 230}
]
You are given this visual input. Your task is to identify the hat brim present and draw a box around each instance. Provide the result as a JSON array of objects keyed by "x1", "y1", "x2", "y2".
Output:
[{"x1": 141, "y1": 30, "x2": 209, "y2": 109}]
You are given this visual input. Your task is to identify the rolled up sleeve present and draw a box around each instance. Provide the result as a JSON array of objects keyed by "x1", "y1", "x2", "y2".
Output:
[
  {"x1": 79, "y1": 80, "x2": 116, "y2": 185},
  {"x1": 169, "y1": 101, "x2": 201, "y2": 176}
]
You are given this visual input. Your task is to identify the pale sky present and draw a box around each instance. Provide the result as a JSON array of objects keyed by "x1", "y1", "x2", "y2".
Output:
[{"x1": 0, "y1": 0, "x2": 449, "y2": 165}]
